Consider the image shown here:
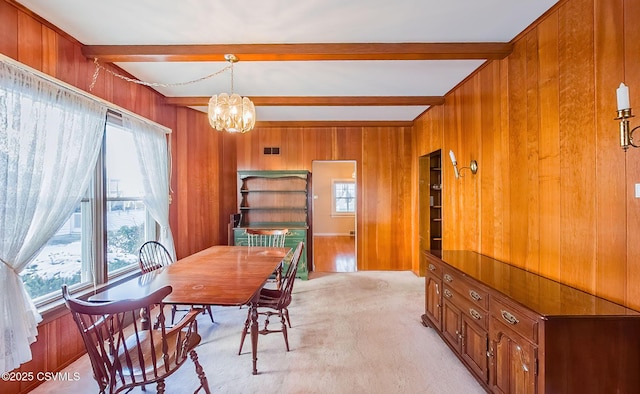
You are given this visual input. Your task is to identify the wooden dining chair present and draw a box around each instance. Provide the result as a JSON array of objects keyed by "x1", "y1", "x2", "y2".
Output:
[
  {"x1": 246, "y1": 228, "x2": 288, "y2": 247},
  {"x1": 238, "y1": 241, "x2": 304, "y2": 355},
  {"x1": 62, "y1": 284, "x2": 210, "y2": 394},
  {"x1": 138, "y1": 240, "x2": 173, "y2": 273},
  {"x1": 138, "y1": 241, "x2": 214, "y2": 325},
  {"x1": 245, "y1": 228, "x2": 291, "y2": 287}
]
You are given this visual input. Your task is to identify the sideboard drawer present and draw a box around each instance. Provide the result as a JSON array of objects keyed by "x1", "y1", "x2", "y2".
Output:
[
  {"x1": 442, "y1": 268, "x2": 489, "y2": 311},
  {"x1": 425, "y1": 254, "x2": 444, "y2": 277},
  {"x1": 443, "y1": 286, "x2": 488, "y2": 329},
  {"x1": 490, "y1": 296, "x2": 539, "y2": 344}
]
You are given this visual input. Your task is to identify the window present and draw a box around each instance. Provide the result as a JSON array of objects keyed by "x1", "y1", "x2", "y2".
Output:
[
  {"x1": 20, "y1": 119, "x2": 157, "y2": 303},
  {"x1": 18, "y1": 198, "x2": 87, "y2": 301},
  {"x1": 105, "y1": 124, "x2": 152, "y2": 275},
  {"x1": 332, "y1": 180, "x2": 356, "y2": 216}
]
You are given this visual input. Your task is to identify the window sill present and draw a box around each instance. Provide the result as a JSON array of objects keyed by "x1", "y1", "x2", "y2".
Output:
[{"x1": 37, "y1": 270, "x2": 142, "y2": 325}]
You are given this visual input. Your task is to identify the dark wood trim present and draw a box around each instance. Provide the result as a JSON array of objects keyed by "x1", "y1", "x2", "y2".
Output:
[
  {"x1": 254, "y1": 120, "x2": 414, "y2": 128},
  {"x1": 165, "y1": 95, "x2": 444, "y2": 107},
  {"x1": 82, "y1": 42, "x2": 513, "y2": 62}
]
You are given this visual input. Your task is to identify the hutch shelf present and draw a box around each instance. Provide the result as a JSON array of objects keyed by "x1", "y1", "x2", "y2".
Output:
[
  {"x1": 419, "y1": 149, "x2": 442, "y2": 276},
  {"x1": 428, "y1": 151, "x2": 442, "y2": 251},
  {"x1": 232, "y1": 170, "x2": 311, "y2": 279}
]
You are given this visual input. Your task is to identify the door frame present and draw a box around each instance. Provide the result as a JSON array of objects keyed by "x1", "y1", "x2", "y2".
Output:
[{"x1": 311, "y1": 160, "x2": 357, "y2": 272}]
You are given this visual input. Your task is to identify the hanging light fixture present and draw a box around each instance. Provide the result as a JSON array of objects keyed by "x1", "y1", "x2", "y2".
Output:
[{"x1": 208, "y1": 54, "x2": 256, "y2": 133}]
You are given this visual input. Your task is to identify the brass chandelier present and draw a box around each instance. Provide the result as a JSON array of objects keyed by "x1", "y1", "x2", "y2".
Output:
[{"x1": 208, "y1": 54, "x2": 256, "y2": 133}]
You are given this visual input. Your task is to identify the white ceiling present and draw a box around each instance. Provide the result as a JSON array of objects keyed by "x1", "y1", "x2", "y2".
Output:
[{"x1": 16, "y1": 0, "x2": 559, "y2": 125}]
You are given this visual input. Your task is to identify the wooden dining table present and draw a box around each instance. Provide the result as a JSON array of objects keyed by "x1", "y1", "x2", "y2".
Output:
[{"x1": 89, "y1": 245, "x2": 290, "y2": 375}]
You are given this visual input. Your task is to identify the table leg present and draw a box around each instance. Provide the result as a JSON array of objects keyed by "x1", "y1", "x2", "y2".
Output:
[
  {"x1": 250, "y1": 302, "x2": 259, "y2": 375},
  {"x1": 276, "y1": 266, "x2": 282, "y2": 290}
]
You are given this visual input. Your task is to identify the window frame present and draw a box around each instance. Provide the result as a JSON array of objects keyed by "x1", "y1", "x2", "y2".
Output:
[
  {"x1": 331, "y1": 179, "x2": 356, "y2": 217},
  {"x1": 27, "y1": 115, "x2": 158, "y2": 309}
]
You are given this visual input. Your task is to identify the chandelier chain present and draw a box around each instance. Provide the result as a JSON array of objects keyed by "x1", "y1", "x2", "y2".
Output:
[
  {"x1": 89, "y1": 58, "x2": 232, "y2": 91},
  {"x1": 230, "y1": 61, "x2": 234, "y2": 94},
  {"x1": 88, "y1": 54, "x2": 255, "y2": 133}
]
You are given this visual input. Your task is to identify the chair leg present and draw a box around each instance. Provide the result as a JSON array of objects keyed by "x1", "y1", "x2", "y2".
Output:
[
  {"x1": 238, "y1": 309, "x2": 251, "y2": 355},
  {"x1": 157, "y1": 379, "x2": 166, "y2": 394},
  {"x1": 280, "y1": 310, "x2": 290, "y2": 351},
  {"x1": 283, "y1": 307, "x2": 292, "y2": 328},
  {"x1": 189, "y1": 349, "x2": 211, "y2": 394},
  {"x1": 263, "y1": 311, "x2": 272, "y2": 332}
]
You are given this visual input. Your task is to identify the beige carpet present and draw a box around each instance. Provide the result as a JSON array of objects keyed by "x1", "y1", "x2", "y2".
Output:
[{"x1": 31, "y1": 271, "x2": 485, "y2": 394}]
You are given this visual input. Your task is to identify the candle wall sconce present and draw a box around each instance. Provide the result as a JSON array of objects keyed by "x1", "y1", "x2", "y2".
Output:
[
  {"x1": 616, "y1": 82, "x2": 640, "y2": 151},
  {"x1": 449, "y1": 150, "x2": 478, "y2": 179}
]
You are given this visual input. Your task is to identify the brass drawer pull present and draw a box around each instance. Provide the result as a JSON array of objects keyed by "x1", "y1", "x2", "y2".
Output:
[
  {"x1": 444, "y1": 289, "x2": 453, "y2": 299},
  {"x1": 428, "y1": 263, "x2": 436, "y2": 272},
  {"x1": 501, "y1": 310, "x2": 520, "y2": 325},
  {"x1": 469, "y1": 308, "x2": 482, "y2": 320},
  {"x1": 469, "y1": 290, "x2": 482, "y2": 301},
  {"x1": 444, "y1": 274, "x2": 453, "y2": 283}
]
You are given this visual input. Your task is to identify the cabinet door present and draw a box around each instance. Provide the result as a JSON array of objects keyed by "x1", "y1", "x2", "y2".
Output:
[
  {"x1": 461, "y1": 315, "x2": 489, "y2": 383},
  {"x1": 489, "y1": 319, "x2": 537, "y2": 394},
  {"x1": 424, "y1": 273, "x2": 442, "y2": 329},
  {"x1": 441, "y1": 297, "x2": 462, "y2": 350}
]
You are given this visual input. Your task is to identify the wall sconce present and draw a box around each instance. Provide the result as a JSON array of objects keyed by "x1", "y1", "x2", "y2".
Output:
[
  {"x1": 616, "y1": 82, "x2": 640, "y2": 151},
  {"x1": 449, "y1": 150, "x2": 478, "y2": 179}
]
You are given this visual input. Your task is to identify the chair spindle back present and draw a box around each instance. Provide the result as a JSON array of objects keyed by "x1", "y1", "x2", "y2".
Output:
[
  {"x1": 139, "y1": 241, "x2": 173, "y2": 273},
  {"x1": 246, "y1": 228, "x2": 288, "y2": 248}
]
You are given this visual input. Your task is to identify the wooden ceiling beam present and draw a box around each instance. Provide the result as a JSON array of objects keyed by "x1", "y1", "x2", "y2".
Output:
[
  {"x1": 82, "y1": 42, "x2": 512, "y2": 62},
  {"x1": 164, "y1": 96, "x2": 444, "y2": 107},
  {"x1": 254, "y1": 120, "x2": 415, "y2": 128}
]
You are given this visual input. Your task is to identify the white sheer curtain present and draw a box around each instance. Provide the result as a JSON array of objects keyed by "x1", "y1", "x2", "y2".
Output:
[
  {"x1": 124, "y1": 116, "x2": 176, "y2": 259},
  {"x1": 0, "y1": 60, "x2": 107, "y2": 373}
]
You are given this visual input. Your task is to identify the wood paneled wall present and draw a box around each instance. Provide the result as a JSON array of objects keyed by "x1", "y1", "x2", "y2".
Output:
[
  {"x1": 414, "y1": 0, "x2": 640, "y2": 310},
  {"x1": 173, "y1": 108, "x2": 238, "y2": 258},
  {"x1": 234, "y1": 126, "x2": 415, "y2": 271}
]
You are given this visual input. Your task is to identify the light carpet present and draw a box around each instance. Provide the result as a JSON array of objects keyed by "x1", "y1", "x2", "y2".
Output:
[{"x1": 32, "y1": 271, "x2": 486, "y2": 394}]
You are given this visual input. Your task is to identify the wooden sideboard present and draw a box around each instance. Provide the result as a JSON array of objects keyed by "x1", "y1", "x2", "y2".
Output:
[{"x1": 421, "y1": 250, "x2": 640, "y2": 394}]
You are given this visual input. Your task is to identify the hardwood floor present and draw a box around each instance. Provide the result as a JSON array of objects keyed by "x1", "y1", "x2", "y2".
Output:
[{"x1": 312, "y1": 235, "x2": 356, "y2": 272}]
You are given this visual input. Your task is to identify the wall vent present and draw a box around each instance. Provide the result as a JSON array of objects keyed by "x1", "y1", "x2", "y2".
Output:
[{"x1": 263, "y1": 147, "x2": 280, "y2": 155}]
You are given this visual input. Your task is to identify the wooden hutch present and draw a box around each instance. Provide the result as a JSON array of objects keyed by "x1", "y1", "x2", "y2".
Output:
[{"x1": 232, "y1": 170, "x2": 311, "y2": 279}]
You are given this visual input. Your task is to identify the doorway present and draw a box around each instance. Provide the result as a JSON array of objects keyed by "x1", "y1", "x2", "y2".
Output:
[{"x1": 311, "y1": 160, "x2": 357, "y2": 272}]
